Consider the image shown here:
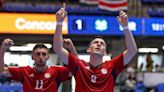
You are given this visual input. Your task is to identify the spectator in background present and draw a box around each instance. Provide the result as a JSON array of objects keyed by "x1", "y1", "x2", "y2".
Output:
[
  {"x1": 139, "y1": 63, "x2": 144, "y2": 72},
  {"x1": 125, "y1": 73, "x2": 136, "y2": 92},
  {"x1": 139, "y1": 53, "x2": 154, "y2": 72},
  {"x1": 146, "y1": 52, "x2": 153, "y2": 72},
  {"x1": 161, "y1": 50, "x2": 164, "y2": 70},
  {"x1": 122, "y1": 62, "x2": 137, "y2": 92}
]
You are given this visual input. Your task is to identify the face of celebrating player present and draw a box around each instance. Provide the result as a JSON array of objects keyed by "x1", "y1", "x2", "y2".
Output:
[
  {"x1": 87, "y1": 38, "x2": 107, "y2": 56},
  {"x1": 32, "y1": 48, "x2": 49, "y2": 72}
]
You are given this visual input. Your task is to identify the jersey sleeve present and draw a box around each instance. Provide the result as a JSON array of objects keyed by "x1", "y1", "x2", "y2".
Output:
[
  {"x1": 66, "y1": 52, "x2": 80, "y2": 75},
  {"x1": 57, "y1": 66, "x2": 70, "y2": 82},
  {"x1": 110, "y1": 53, "x2": 127, "y2": 75},
  {"x1": 8, "y1": 67, "x2": 24, "y2": 82}
]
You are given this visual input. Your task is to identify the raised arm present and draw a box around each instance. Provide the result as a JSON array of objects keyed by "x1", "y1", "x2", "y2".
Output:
[
  {"x1": 117, "y1": 11, "x2": 137, "y2": 65},
  {"x1": 63, "y1": 38, "x2": 78, "y2": 57},
  {"x1": 53, "y1": 3, "x2": 69, "y2": 65},
  {"x1": 0, "y1": 38, "x2": 14, "y2": 76}
]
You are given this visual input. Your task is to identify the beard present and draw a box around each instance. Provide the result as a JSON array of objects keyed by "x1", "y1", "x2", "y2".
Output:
[
  {"x1": 88, "y1": 47, "x2": 106, "y2": 56},
  {"x1": 93, "y1": 51, "x2": 104, "y2": 56},
  {"x1": 35, "y1": 61, "x2": 46, "y2": 67},
  {"x1": 92, "y1": 49, "x2": 104, "y2": 56}
]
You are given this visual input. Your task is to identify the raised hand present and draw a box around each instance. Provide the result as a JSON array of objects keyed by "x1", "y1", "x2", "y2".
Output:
[
  {"x1": 63, "y1": 38, "x2": 74, "y2": 50},
  {"x1": 56, "y1": 3, "x2": 67, "y2": 22},
  {"x1": 63, "y1": 38, "x2": 78, "y2": 56},
  {"x1": 116, "y1": 11, "x2": 128, "y2": 27},
  {"x1": 1, "y1": 38, "x2": 14, "y2": 51}
]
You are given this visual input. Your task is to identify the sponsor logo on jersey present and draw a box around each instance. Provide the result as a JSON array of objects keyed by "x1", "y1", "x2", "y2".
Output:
[
  {"x1": 29, "y1": 73, "x2": 34, "y2": 77},
  {"x1": 85, "y1": 66, "x2": 90, "y2": 70},
  {"x1": 44, "y1": 73, "x2": 51, "y2": 78},
  {"x1": 101, "y1": 68, "x2": 108, "y2": 74}
]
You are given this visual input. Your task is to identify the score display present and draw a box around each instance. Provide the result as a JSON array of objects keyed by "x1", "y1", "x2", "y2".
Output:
[
  {"x1": 144, "y1": 18, "x2": 164, "y2": 36},
  {"x1": 68, "y1": 15, "x2": 143, "y2": 35},
  {"x1": 72, "y1": 18, "x2": 86, "y2": 31}
]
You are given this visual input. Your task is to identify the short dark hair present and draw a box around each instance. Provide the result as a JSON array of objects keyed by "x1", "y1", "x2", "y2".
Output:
[
  {"x1": 32, "y1": 44, "x2": 49, "y2": 52},
  {"x1": 89, "y1": 36, "x2": 106, "y2": 46},
  {"x1": 92, "y1": 36, "x2": 104, "y2": 40}
]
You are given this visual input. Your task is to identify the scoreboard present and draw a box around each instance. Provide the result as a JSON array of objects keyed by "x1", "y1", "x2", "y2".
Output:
[
  {"x1": 0, "y1": 12, "x2": 164, "y2": 36},
  {"x1": 68, "y1": 15, "x2": 143, "y2": 35},
  {"x1": 144, "y1": 18, "x2": 164, "y2": 36}
]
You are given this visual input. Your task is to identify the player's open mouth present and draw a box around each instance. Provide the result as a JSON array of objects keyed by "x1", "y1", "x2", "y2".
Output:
[
  {"x1": 36, "y1": 63, "x2": 46, "y2": 67},
  {"x1": 95, "y1": 48, "x2": 101, "y2": 51}
]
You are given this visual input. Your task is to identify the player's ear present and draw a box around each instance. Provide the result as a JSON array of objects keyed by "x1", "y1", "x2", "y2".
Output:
[
  {"x1": 86, "y1": 47, "x2": 90, "y2": 53},
  {"x1": 104, "y1": 51, "x2": 107, "y2": 56},
  {"x1": 32, "y1": 55, "x2": 34, "y2": 60},
  {"x1": 87, "y1": 46, "x2": 94, "y2": 53},
  {"x1": 47, "y1": 54, "x2": 50, "y2": 59}
]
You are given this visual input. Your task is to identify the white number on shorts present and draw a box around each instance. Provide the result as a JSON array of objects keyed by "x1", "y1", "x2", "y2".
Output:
[
  {"x1": 35, "y1": 80, "x2": 43, "y2": 89},
  {"x1": 91, "y1": 75, "x2": 97, "y2": 83}
]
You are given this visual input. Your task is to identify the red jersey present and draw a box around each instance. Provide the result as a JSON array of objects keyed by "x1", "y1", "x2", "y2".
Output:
[
  {"x1": 8, "y1": 66, "x2": 70, "y2": 92},
  {"x1": 67, "y1": 53, "x2": 127, "y2": 92}
]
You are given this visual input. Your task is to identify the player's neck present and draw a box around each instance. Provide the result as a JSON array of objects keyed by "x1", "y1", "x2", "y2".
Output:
[
  {"x1": 90, "y1": 54, "x2": 103, "y2": 67},
  {"x1": 34, "y1": 66, "x2": 48, "y2": 73}
]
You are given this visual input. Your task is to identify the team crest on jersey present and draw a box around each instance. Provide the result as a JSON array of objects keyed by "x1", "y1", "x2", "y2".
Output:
[
  {"x1": 29, "y1": 73, "x2": 34, "y2": 77},
  {"x1": 44, "y1": 73, "x2": 51, "y2": 78},
  {"x1": 85, "y1": 66, "x2": 90, "y2": 70},
  {"x1": 101, "y1": 68, "x2": 108, "y2": 74}
]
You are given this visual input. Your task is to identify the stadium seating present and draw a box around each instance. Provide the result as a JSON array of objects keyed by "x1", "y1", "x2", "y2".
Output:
[
  {"x1": 2, "y1": 2, "x2": 119, "y2": 16},
  {"x1": 147, "y1": 8, "x2": 164, "y2": 17}
]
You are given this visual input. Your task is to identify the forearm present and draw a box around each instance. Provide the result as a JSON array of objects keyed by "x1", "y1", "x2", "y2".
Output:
[
  {"x1": 53, "y1": 24, "x2": 64, "y2": 52},
  {"x1": 123, "y1": 28, "x2": 137, "y2": 55},
  {"x1": 117, "y1": 11, "x2": 137, "y2": 65},
  {"x1": 0, "y1": 48, "x2": 5, "y2": 73},
  {"x1": 69, "y1": 45, "x2": 78, "y2": 57},
  {"x1": 0, "y1": 38, "x2": 13, "y2": 75},
  {"x1": 54, "y1": 6, "x2": 70, "y2": 65},
  {"x1": 53, "y1": 24, "x2": 69, "y2": 65}
]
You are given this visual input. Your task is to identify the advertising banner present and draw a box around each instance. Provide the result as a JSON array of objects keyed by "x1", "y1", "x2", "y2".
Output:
[{"x1": 0, "y1": 13, "x2": 68, "y2": 34}]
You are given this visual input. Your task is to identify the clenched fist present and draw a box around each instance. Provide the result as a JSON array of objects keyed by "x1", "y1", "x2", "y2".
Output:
[
  {"x1": 63, "y1": 38, "x2": 74, "y2": 50},
  {"x1": 1, "y1": 38, "x2": 14, "y2": 51},
  {"x1": 117, "y1": 11, "x2": 128, "y2": 27}
]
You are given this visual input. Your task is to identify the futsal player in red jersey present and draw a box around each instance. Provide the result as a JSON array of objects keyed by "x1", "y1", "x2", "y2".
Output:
[
  {"x1": 53, "y1": 4, "x2": 137, "y2": 92},
  {"x1": 0, "y1": 38, "x2": 77, "y2": 92}
]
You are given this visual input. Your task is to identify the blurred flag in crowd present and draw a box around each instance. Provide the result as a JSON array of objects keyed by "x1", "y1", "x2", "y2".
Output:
[
  {"x1": 80, "y1": 0, "x2": 128, "y2": 11},
  {"x1": 99, "y1": 0, "x2": 128, "y2": 11}
]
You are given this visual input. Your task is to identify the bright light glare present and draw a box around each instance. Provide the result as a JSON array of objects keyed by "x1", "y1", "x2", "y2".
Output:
[
  {"x1": 9, "y1": 43, "x2": 52, "y2": 51},
  {"x1": 138, "y1": 48, "x2": 158, "y2": 53}
]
